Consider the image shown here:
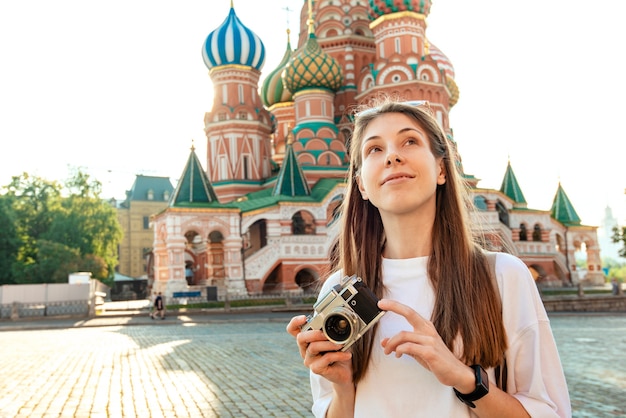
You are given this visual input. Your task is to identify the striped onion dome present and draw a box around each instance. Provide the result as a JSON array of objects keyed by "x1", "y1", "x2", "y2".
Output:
[
  {"x1": 261, "y1": 31, "x2": 294, "y2": 107},
  {"x1": 368, "y1": 0, "x2": 432, "y2": 19},
  {"x1": 282, "y1": 34, "x2": 343, "y2": 94},
  {"x1": 201, "y1": 5, "x2": 265, "y2": 71}
]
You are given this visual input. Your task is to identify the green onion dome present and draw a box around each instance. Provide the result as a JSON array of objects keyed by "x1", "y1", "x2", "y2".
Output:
[
  {"x1": 368, "y1": 0, "x2": 432, "y2": 19},
  {"x1": 261, "y1": 31, "x2": 294, "y2": 107},
  {"x1": 446, "y1": 78, "x2": 459, "y2": 107},
  {"x1": 282, "y1": 33, "x2": 343, "y2": 94}
]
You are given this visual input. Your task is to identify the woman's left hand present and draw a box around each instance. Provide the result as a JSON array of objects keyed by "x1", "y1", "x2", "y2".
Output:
[{"x1": 378, "y1": 298, "x2": 471, "y2": 388}]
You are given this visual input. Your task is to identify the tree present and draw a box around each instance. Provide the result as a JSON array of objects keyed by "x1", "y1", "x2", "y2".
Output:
[
  {"x1": 44, "y1": 170, "x2": 122, "y2": 281},
  {"x1": 1, "y1": 170, "x2": 122, "y2": 284},
  {"x1": 607, "y1": 265, "x2": 626, "y2": 281},
  {"x1": 5, "y1": 173, "x2": 62, "y2": 267},
  {"x1": 611, "y1": 225, "x2": 626, "y2": 259},
  {"x1": 45, "y1": 193, "x2": 121, "y2": 280},
  {"x1": 0, "y1": 194, "x2": 21, "y2": 284}
]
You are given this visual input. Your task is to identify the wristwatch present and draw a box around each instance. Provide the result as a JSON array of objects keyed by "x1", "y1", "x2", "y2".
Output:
[{"x1": 453, "y1": 365, "x2": 489, "y2": 408}]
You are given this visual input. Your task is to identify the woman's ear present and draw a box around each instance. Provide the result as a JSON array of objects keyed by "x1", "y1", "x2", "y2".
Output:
[
  {"x1": 437, "y1": 161, "x2": 446, "y2": 185},
  {"x1": 356, "y1": 176, "x2": 369, "y2": 200}
]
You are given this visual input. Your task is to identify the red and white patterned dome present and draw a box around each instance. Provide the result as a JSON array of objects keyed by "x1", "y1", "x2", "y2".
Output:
[{"x1": 428, "y1": 42, "x2": 455, "y2": 80}]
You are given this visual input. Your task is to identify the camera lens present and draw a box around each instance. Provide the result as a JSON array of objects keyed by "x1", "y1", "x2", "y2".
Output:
[{"x1": 324, "y1": 314, "x2": 353, "y2": 343}]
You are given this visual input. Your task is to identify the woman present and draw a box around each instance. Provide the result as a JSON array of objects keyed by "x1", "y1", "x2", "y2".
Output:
[{"x1": 286, "y1": 100, "x2": 571, "y2": 417}]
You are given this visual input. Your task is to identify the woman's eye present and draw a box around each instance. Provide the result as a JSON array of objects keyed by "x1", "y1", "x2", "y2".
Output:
[
  {"x1": 367, "y1": 145, "x2": 382, "y2": 154},
  {"x1": 405, "y1": 138, "x2": 418, "y2": 145}
]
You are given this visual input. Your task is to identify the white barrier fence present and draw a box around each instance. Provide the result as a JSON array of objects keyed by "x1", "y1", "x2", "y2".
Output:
[{"x1": 0, "y1": 280, "x2": 108, "y2": 319}]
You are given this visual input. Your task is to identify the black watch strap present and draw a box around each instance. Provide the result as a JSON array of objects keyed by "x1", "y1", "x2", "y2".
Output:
[{"x1": 453, "y1": 365, "x2": 489, "y2": 408}]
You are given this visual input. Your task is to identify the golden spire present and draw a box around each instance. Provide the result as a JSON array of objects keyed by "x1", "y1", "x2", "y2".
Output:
[
  {"x1": 230, "y1": 0, "x2": 234, "y2": 8},
  {"x1": 191, "y1": 139, "x2": 195, "y2": 152},
  {"x1": 307, "y1": 0, "x2": 314, "y2": 35}
]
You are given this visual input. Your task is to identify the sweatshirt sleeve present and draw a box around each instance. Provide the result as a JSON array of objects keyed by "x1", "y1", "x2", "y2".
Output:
[
  {"x1": 496, "y1": 253, "x2": 572, "y2": 417},
  {"x1": 310, "y1": 370, "x2": 334, "y2": 418},
  {"x1": 307, "y1": 272, "x2": 343, "y2": 417}
]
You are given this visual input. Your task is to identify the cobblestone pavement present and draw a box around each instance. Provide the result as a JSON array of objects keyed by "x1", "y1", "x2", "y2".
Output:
[
  {"x1": 0, "y1": 313, "x2": 624, "y2": 417},
  {"x1": 549, "y1": 314, "x2": 626, "y2": 417}
]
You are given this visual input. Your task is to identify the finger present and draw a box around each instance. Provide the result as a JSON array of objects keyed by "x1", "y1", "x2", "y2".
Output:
[
  {"x1": 286, "y1": 315, "x2": 308, "y2": 337},
  {"x1": 306, "y1": 350, "x2": 352, "y2": 371},
  {"x1": 305, "y1": 339, "x2": 346, "y2": 357},
  {"x1": 296, "y1": 330, "x2": 318, "y2": 358},
  {"x1": 296, "y1": 330, "x2": 338, "y2": 359},
  {"x1": 381, "y1": 330, "x2": 430, "y2": 355},
  {"x1": 378, "y1": 299, "x2": 427, "y2": 328}
]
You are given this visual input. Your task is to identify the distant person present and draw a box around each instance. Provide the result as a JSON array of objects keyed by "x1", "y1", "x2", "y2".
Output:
[
  {"x1": 151, "y1": 292, "x2": 165, "y2": 320},
  {"x1": 185, "y1": 265, "x2": 194, "y2": 285},
  {"x1": 611, "y1": 277, "x2": 620, "y2": 295}
]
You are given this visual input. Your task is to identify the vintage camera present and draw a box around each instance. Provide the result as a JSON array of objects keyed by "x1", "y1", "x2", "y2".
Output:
[{"x1": 301, "y1": 275, "x2": 385, "y2": 352}]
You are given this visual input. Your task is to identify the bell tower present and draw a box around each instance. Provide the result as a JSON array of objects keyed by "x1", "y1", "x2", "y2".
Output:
[{"x1": 201, "y1": 3, "x2": 273, "y2": 202}]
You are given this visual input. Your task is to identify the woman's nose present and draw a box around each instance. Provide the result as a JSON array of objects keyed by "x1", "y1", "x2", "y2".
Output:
[{"x1": 385, "y1": 152, "x2": 403, "y2": 166}]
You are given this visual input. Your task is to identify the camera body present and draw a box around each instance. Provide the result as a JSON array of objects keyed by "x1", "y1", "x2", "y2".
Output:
[{"x1": 301, "y1": 275, "x2": 385, "y2": 352}]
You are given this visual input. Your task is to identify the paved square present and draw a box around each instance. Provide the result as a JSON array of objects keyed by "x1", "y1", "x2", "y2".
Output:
[{"x1": 0, "y1": 313, "x2": 624, "y2": 417}]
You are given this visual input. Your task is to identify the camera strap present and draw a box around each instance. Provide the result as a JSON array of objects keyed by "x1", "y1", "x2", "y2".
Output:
[{"x1": 485, "y1": 251, "x2": 508, "y2": 393}]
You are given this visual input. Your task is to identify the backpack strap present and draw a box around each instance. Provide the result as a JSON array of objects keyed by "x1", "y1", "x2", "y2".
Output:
[{"x1": 485, "y1": 251, "x2": 508, "y2": 392}]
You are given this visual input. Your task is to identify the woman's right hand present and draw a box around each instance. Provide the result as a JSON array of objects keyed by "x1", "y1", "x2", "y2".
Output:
[{"x1": 286, "y1": 315, "x2": 354, "y2": 385}]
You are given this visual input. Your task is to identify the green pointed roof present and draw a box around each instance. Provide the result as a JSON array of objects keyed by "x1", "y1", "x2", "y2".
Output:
[
  {"x1": 170, "y1": 147, "x2": 219, "y2": 206},
  {"x1": 272, "y1": 142, "x2": 310, "y2": 197},
  {"x1": 234, "y1": 177, "x2": 342, "y2": 213},
  {"x1": 550, "y1": 183, "x2": 581, "y2": 226},
  {"x1": 499, "y1": 161, "x2": 527, "y2": 207}
]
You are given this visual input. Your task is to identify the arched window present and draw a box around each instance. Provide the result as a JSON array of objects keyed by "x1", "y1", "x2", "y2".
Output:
[
  {"x1": 533, "y1": 224, "x2": 542, "y2": 242},
  {"x1": 326, "y1": 195, "x2": 343, "y2": 226},
  {"x1": 556, "y1": 234, "x2": 565, "y2": 254},
  {"x1": 474, "y1": 196, "x2": 487, "y2": 211},
  {"x1": 209, "y1": 231, "x2": 224, "y2": 243},
  {"x1": 496, "y1": 201, "x2": 509, "y2": 227},
  {"x1": 519, "y1": 224, "x2": 528, "y2": 241},
  {"x1": 292, "y1": 210, "x2": 316, "y2": 235},
  {"x1": 184, "y1": 230, "x2": 199, "y2": 246}
]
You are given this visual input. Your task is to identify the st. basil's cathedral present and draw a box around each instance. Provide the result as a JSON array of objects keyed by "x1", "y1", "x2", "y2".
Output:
[{"x1": 149, "y1": 0, "x2": 603, "y2": 299}]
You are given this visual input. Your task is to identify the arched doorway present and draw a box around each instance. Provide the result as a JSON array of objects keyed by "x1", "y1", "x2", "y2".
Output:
[
  {"x1": 262, "y1": 265, "x2": 281, "y2": 294},
  {"x1": 295, "y1": 268, "x2": 320, "y2": 293},
  {"x1": 183, "y1": 230, "x2": 206, "y2": 286},
  {"x1": 208, "y1": 231, "x2": 225, "y2": 288}
]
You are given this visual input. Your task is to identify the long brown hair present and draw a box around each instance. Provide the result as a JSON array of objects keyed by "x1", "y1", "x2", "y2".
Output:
[{"x1": 336, "y1": 99, "x2": 507, "y2": 383}]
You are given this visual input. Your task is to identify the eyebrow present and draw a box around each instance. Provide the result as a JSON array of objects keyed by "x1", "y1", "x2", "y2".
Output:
[{"x1": 363, "y1": 127, "x2": 426, "y2": 144}]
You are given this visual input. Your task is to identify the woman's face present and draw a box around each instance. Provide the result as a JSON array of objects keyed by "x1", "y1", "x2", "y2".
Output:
[{"x1": 356, "y1": 112, "x2": 446, "y2": 219}]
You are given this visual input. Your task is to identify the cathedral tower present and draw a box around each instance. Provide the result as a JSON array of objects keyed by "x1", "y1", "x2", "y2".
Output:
[
  {"x1": 201, "y1": 3, "x2": 274, "y2": 202},
  {"x1": 282, "y1": 1, "x2": 347, "y2": 184}
]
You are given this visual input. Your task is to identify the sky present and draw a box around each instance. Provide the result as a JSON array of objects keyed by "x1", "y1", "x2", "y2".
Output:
[{"x1": 0, "y1": 0, "x2": 625, "y2": 230}]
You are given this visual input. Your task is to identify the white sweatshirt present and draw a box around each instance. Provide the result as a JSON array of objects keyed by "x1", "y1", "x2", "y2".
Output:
[{"x1": 310, "y1": 252, "x2": 571, "y2": 417}]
